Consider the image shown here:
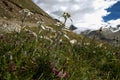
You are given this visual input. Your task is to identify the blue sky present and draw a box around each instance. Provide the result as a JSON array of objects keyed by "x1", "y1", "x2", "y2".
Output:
[
  {"x1": 103, "y1": 2, "x2": 120, "y2": 22},
  {"x1": 33, "y1": 0, "x2": 120, "y2": 31}
]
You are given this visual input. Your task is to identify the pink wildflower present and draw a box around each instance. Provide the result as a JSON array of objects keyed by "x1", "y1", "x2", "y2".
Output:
[
  {"x1": 9, "y1": 63, "x2": 16, "y2": 73},
  {"x1": 52, "y1": 67, "x2": 59, "y2": 75},
  {"x1": 57, "y1": 70, "x2": 69, "y2": 78},
  {"x1": 50, "y1": 62, "x2": 69, "y2": 78},
  {"x1": 63, "y1": 71, "x2": 69, "y2": 78},
  {"x1": 57, "y1": 71, "x2": 63, "y2": 78}
]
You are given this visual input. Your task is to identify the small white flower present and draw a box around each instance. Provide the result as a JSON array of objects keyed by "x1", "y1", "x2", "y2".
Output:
[
  {"x1": 59, "y1": 39, "x2": 62, "y2": 42},
  {"x1": 93, "y1": 51, "x2": 96, "y2": 53},
  {"x1": 40, "y1": 36, "x2": 53, "y2": 42},
  {"x1": 62, "y1": 28, "x2": 71, "y2": 32},
  {"x1": 31, "y1": 31, "x2": 37, "y2": 37},
  {"x1": 19, "y1": 8, "x2": 33, "y2": 16},
  {"x1": 25, "y1": 29, "x2": 37, "y2": 37},
  {"x1": 7, "y1": 51, "x2": 13, "y2": 60},
  {"x1": 14, "y1": 24, "x2": 21, "y2": 33},
  {"x1": 40, "y1": 36, "x2": 43, "y2": 38},
  {"x1": 45, "y1": 26, "x2": 53, "y2": 30},
  {"x1": 64, "y1": 34, "x2": 70, "y2": 40},
  {"x1": 84, "y1": 42, "x2": 90, "y2": 46},
  {"x1": 55, "y1": 22, "x2": 62, "y2": 26},
  {"x1": 41, "y1": 25, "x2": 46, "y2": 30},
  {"x1": 27, "y1": 11, "x2": 33, "y2": 16},
  {"x1": 0, "y1": 23, "x2": 21, "y2": 33},
  {"x1": 3, "y1": 23, "x2": 8, "y2": 28},
  {"x1": 97, "y1": 43, "x2": 103, "y2": 47},
  {"x1": 70, "y1": 39, "x2": 77, "y2": 44},
  {"x1": 37, "y1": 21, "x2": 44, "y2": 24}
]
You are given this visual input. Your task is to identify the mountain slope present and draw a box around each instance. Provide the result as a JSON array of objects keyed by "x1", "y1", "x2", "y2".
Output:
[{"x1": 0, "y1": 0, "x2": 56, "y2": 25}]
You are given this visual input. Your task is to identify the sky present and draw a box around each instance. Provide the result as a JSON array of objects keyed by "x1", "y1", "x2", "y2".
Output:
[{"x1": 32, "y1": 0, "x2": 120, "y2": 32}]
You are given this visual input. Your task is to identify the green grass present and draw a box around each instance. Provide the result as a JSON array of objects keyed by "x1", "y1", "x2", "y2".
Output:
[{"x1": 0, "y1": 20, "x2": 120, "y2": 80}]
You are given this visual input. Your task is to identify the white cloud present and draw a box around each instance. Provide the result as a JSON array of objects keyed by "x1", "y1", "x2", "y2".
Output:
[
  {"x1": 93, "y1": 0, "x2": 117, "y2": 10},
  {"x1": 107, "y1": 19, "x2": 120, "y2": 27},
  {"x1": 32, "y1": 0, "x2": 120, "y2": 31}
]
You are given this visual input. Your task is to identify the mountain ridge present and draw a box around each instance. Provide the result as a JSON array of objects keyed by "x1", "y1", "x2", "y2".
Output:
[{"x1": 81, "y1": 26, "x2": 120, "y2": 46}]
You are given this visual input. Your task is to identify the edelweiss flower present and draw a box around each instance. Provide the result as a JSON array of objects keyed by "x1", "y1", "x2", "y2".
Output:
[
  {"x1": 62, "y1": 12, "x2": 73, "y2": 23},
  {"x1": 62, "y1": 12, "x2": 71, "y2": 19}
]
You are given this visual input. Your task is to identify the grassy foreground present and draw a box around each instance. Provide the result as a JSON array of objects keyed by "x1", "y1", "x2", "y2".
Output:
[
  {"x1": 0, "y1": 13, "x2": 120, "y2": 80},
  {"x1": 0, "y1": 25, "x2": 120, "y2": 80}
]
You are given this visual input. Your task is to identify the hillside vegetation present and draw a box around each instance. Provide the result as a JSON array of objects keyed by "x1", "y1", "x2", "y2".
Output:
[
  {"x1": 0, "y1": 0, "x2": 55, "y2": 25},
  {"x1": 0, "y1": 0, "x2": 120, "y2": 80}
]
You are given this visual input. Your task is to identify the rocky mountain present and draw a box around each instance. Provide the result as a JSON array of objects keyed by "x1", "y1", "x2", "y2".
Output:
[
  {"x1": 81, "y1": 26, "x2": 120, "y2": 46},
  {"x1": 0, "y1": 0, "x2": 56, "y2": 25},
  {"x1": 69, "y1": 24, "x2": 77, "y2": 31}
]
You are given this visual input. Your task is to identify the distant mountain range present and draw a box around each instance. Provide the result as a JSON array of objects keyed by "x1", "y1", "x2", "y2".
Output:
[{"x1": 81, "y1": 25, "x2": 120, "y2": 46}]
